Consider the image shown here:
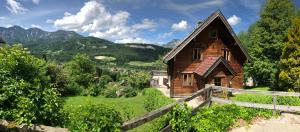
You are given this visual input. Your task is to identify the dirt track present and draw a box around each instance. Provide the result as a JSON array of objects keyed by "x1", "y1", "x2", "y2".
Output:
[{"x1": 231, "y1": 113, "x2": 300, "y2": 132}]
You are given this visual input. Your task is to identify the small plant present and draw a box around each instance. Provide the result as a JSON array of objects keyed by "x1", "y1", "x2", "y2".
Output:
[
  {"x1": 122, "y1": 87, "x2": 138, "y2": 97},
  {"x1": 65, "y1": 104, "x2": 122, "y2": 132},
  {"x1": 143, "y1": 88, "x2": 174, "y2": 111},
  {"x1": 169, "y1": 104, "x2": 192, "y2": 132}
]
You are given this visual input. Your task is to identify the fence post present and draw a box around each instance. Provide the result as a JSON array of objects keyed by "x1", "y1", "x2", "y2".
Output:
[
  {"x1": 273, "y1": 95, "x2": 277, "y2": 116},
  {"x1": 208, "y1": 86, "x2": 213, "y2": 107}
]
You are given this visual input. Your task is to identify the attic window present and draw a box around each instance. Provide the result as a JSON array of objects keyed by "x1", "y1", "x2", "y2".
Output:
[
  {"x1": 192, "y1": 48, "x2": 202, "y2": 60},
  {"x1": 222, "y1": 48, "x2": 230, "y2": 61},
  {"x1": 209, "y1": 29, "x2": 217, "y2": 39}
]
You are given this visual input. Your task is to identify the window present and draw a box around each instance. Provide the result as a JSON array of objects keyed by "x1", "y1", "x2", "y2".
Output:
[
  {"x1": 222, "y1": 48, "x2": 230, "y2": 61},
  {"x1": 209, "y1": 29, "x2": 217, "y2": 39},
  {"x1": 193, "y1": 48, "x2": 202, "y2": 60},
  {"x1": 214, "y1": 77, "x2": 222, "y2": 86},
  {"x1": 182, "y1": 74, "x2": 193, "y2": 86}
]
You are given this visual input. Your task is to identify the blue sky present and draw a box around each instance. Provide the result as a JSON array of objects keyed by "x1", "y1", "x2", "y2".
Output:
[{"x1": 0, "y1": 0, "x2": 299, "y2": 44}]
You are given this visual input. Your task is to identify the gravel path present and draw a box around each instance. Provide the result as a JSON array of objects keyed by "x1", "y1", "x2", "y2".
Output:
[{"x1": 231, "y1": 113, "x2": 300, "y2": 132}]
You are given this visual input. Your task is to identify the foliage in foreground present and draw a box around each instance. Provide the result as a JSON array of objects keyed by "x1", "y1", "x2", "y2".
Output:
[
  {"x1": 0, "y1": 45, "x2": 64, "y2": 126},
  {"x1": 169, "y1": 104, "x2": 274, "y2": 132},
  {"x1": 64, "y1": 104, "x2": 122, "y2": 132}
]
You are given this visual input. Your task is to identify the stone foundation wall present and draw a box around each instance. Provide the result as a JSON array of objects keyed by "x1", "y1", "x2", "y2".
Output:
[{"x1": 0, "y1": 120, "x2": 68, "y2": 132}]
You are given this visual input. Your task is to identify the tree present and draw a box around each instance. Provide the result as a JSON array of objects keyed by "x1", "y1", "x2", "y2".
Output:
[
  {"x1": 245, "y1": 0, "x2": 296, "y2": 86},
  {"x1": 65, "y1": 53, "x2": 96, "y2": 95},
  {"x1": 279, "y1": 15, "x2": 300, "y2": 91},
  {"x1": 0, "y1": 44, "x2": 63, "y2": 125}
]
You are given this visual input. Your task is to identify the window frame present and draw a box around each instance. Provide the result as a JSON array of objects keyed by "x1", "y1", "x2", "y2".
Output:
[
  {"x1": 222, "y1": 48, "x2": 230, "y2": 61},
  {"x1": 209, "y1": 29, "x2": 218, "y2": 39},
  {"x1": 182, "y1": 73, "x2": 193, "y2": 86},
  {"x1": 214, "y1": 77, "x2": 222, "y2": 86},
  {"x1": 192, "y1": 48, "x2": 202, "y2": 60}
]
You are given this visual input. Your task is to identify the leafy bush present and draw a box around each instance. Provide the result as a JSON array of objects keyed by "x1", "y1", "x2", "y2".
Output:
[
  {"x1": 103, "y1": 82, "x2": 122, "y2": 98},
  {"x1": 46, "y1": 61, "x2": 69, "y2": 96},
  {"x1": 169, "y1": 104, "x2": 192, "y2": 131},
  {"x1": 190, "y1": 105, "x2": 273, "y2": 132},
  {"x1": 65, "y1": 53, "x2": 96, "y2": 95},
  {"x1": 0, "y1": 45, "x2": 64, "y2": 126},
  {"x1": 65, "y1": 104, "x2": 122, "y2": 132},
  {"x1": 121, "y1": 71, "x2": 151, "y2": 90},
  {"x1": 122, "y1": 87, "x2": 138, "y2": 97},
  {"x1": 143, "y1": 88, "x2": 174, "y2": 112}
]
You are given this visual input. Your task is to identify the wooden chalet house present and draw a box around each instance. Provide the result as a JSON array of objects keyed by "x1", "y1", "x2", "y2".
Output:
[{"x1": 163, "y1": 10, "x2": 251, "y2": 97}]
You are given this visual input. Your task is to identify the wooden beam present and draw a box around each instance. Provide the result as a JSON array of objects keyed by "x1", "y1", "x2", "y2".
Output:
[
  {"x1": 212, "y1": 86, "x2": 300, "y2": 97},
  {"x1": 212, "y1": 97, "x2": 300, "y2": 112}
]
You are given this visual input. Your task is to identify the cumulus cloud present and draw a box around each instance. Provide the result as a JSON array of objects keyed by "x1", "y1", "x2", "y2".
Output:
[
  {"x1": 132, "y1": 19, "x2": 156, "y2": 30},
  {"x1": 115, "y1": 37, "x2": 149, "y2": 43},
  {"x1": 171, "y1": 20, "x2": 188, "y2": 31},
  {"x1": 227, "y1": 15, "x2": 241, "y2": 26},
  {"x1": 32, "y1": 0, "x2": 39, "y2": 5},
  {"x1": 6, "y1": 0, "x2": 27, "y2": 14},
  {"x1": 53, "y1": 1, "x2": 152, "y2": 43},
  {"x1": 46, "y1": 19, "x2": 54, "y2": 23},
  {"x1": 31, "y1": 24, "x2": 41, "y2": 28},
  {"x1": 0, "y1": 17, "x2": 5, "y2": 20}
]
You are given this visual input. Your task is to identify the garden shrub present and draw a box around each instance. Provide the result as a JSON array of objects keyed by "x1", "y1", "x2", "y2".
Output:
[
  {"x1": 143, "y1": 88, "x2": 174, "y2": 111},
  {"x1": 190, "y1": 104, "x2": 273, "y2": 132},
  {"x1": 169, "y1": 104, "x2": 192, "y2": 132},
  {"x1": 46, "y1": 61, "x2": 69, "y2": 96},
  {"x1": 122, "y1": 87, "x2": 138, "y2": 97},
  {"x1": 0, "y1": 45, "x2": 64, "y2": 126},
  {"x1": 121, "y1": 71, "x2": 151, "y2": 90},
  {"x1": 103, "y1": 82, "x2": 122, "y2": 98},
  {"x1": 65, "y1": 104, "x2": 122, "y2": 132}
]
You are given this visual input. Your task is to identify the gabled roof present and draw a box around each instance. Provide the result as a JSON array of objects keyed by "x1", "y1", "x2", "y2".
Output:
[
  {"x1": 163, "y1": 10, "x2": 251, "y2": 63},
  {"x1": 194, "y1": 56, "x2": 236, "y2": 78}
]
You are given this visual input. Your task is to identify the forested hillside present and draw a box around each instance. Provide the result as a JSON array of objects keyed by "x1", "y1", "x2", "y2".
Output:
[{"x1": 0, "y1": 26, "x2": 170, "y2": 64}]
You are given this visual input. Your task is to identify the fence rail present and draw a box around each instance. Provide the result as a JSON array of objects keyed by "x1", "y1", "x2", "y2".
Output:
[
  {"x1": 121, "y1": 86, "x2": 212, "y2": 131},
  {"x1": 121, "y1": 85, "x2": 300, "y2": 131}
]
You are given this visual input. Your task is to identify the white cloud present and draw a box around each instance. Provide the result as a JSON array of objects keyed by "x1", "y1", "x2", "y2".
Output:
[
  {"x1": 31, "y1": 24, "x2": 41, "y2": 28},
  {"x1": 0, "y1": 17, "x2": 5, "y2": 20},
  {"x1": 46, "y1": 19, "x2": 54, "y2": 23},
  {"x1": 32, "y1": 0, "x2": 39, "y2": 5},
  {"x1": 171, "y1": 20, "x2": 188, "y2": 31},
  {"x1": 6, "y1": 0, "x2": 27, "y2": 14},
  {"x1": 159, "y1": 32, "x2": 173, "y2": 39},
  {"x1": 227, "y1": 15, "x2": 241, "y2": 26},
  {"x1": 53, "y1": 1, "x2": 154, "y2": 43},
  {"x1": 132, "y1": 19, "x2": 156, "y2": 30},
  {"x1": 165, "y1": 0, "x2": 223, "y2": 12},
  {"x1": 115, "y1": 37, "x2": 149, "y2": 43}
]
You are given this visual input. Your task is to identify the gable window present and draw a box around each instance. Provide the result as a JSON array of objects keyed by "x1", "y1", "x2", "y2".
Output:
[
  {"x1": 222, "y1": 48, "x2": 230, "y2": 61},
  {"x1": 209, "y1": 29, "x2": 217, "y2": 39},
  {"x1": 182, "y1": 74, "x2": 193, "y2": 86},
  {"x1": 214, "y1": 77, "x2": 222, "y2": 86},
  {"x1": 193, "y1": 48, "x2": 202, "y2": 60}
]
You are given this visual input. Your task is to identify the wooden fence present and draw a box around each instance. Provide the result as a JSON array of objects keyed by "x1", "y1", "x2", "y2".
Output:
[
  {"x1": 121, "y1": 85, "x2": 213, "y2": 131},
  {"x1": 121, "y1": 85, "x2": 300, "y2": 131},
  {"x1": 211, "y1": 86, "x2": 300, "y2": 114}
]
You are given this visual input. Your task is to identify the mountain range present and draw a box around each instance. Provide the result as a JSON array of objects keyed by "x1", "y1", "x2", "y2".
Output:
[{"x1": 0, "y1": 26, "x2": 171, "y2": 64}]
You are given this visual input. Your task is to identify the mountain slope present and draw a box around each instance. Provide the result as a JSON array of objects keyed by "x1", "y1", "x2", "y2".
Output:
[
  {"x1": 0, "y1": 26, "x2": 170, "y2": 63},
  {"x1": 163, "y1": 39, "x2": 181, "y2": 48}
]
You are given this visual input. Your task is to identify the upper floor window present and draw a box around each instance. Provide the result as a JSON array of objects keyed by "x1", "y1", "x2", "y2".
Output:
[
  {"x1": 193, "y1": 48, "x2": 202, "y2": 60},
  {"x1": 183, "y1": 73, "x2": 193, "y2": 86},
  {"x1": 222, "y1": 48, "x2": 230, "y2": 61},
  {"x1": 209, "y1": 29, "x2": 217, "y2": 39}
]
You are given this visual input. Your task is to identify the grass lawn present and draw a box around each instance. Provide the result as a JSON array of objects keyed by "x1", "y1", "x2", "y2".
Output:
[
  {"x1": 63, "y1": 95, "x2": 148, "y2": 121},
  {"x1": 244, "y1": 86, "x2": 271, "y2": 91},
  {"x1": 63, "y1": 93, "x2": 172, "y2": 132}
]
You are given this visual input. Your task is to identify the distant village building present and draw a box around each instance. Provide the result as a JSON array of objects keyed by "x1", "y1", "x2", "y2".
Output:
[
  {"x1": 163, "y1": 10, "x2": 251, "y2": 97},
  {"x1": 150, "y1": 70, "x2": 168, "y2": 88}
]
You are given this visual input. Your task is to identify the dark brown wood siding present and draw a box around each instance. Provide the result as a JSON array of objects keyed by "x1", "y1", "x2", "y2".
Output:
[{"x1": 170, "y1": 20, "x2": 244, "y2": 96}]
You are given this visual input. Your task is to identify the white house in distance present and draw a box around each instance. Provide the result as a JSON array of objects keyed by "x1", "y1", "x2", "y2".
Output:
[{"x1": 150, "y1": 70, "x2": 168, "y2": 88}]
